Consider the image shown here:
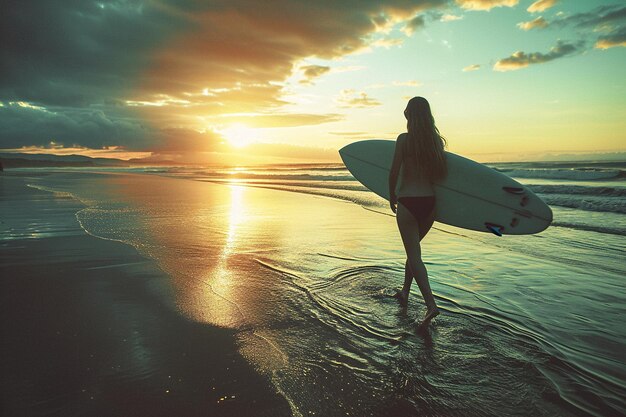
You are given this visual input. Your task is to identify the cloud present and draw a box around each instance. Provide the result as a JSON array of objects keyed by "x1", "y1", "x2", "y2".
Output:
[
  {"x1": 136, "y1": 1, "x2": 447, "y2": 109},
  {"x1": 595, "y1": 27, "x2": 626, "y2": 49},
  {"x1": 210, "y1": 113, "x2": 344, "y2": 128},
  {"x1": 524, "y1": 5, "x2": 626, "y2": 50},
  {"x1": 147, "y1": 128, "x2": 226, "y2": 154},
  {"x1": 456, "y1": 0, "x2": 518, "y2": 12},
  {"x1": 462, "y1": 64, "x2": 481, "y2": 71},
  {"x1": 0, "y1": 1, "x2": 191, "y2": 108},
  {"x1": 0, "y1": 100, "x2": 227, "y2": 154},
  {"x1": 493, "y1": 41, "x2": 583, "y2": 71},
  {"x1": 299, "y1": 65, "x2": 331, "y2": 85},
  {"x1": 336, "y1": 90, "x2": 381, "y2": 108},
  {"x1": 0, "y1": 101, "x2": 153, "y2": 150},
  {"x1": 402, "y1": 15, "x2": 426, "y2": 35},
  {"x1": 1, "y1": 145, "x2": 152, "y2": 161},
  {"x1": 0, "y1": 0, "x2": 448, "y2": 153},
  {"x1": 548, "y1": 5, "x2": 626, "y2": 30},
  {"x1": 517, "y1": 16, "x2": 549, "y2": 30},
  {"x1": 527, "y1": 0, "x2": 558, "y2": 13},
  {"x1": 371, "y1": 38, "x2": 405, "y2": 48},
  {"x1": 441, "y1": 14, "x2": 463, "y2": 22}
]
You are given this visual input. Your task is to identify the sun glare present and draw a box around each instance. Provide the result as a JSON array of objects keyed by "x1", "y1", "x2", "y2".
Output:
[{"x1": 220, "y1": 123, "x2": 259, "y2": 148}]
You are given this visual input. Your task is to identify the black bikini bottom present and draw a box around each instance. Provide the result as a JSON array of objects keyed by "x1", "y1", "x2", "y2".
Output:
[{"x1": 398, "y1": 196, "x2": 436, "y2": 224}]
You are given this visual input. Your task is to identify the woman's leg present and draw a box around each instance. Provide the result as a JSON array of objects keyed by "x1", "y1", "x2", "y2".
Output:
[
  {"x1": 418, "y1": 208, "x2": 436, "y2": 241},
  {"x1": 396, "y1": 207, "x2": 436, "y2": 302},
  {"x1": 394, "y1": 259, "x2": 412, "y2": 304},
  {"x1": 396, "y1": 203, "x2": 439, "y2": 326}
]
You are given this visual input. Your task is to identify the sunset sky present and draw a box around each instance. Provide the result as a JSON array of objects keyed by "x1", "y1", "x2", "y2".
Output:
[{"x1": 1, "y1": 0, "x2": 624, "y2": 164}]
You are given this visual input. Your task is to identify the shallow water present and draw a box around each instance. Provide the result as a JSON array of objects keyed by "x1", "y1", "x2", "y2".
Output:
[{"x1": 23, "y1": 167, "x2": 626, "y2": 417}]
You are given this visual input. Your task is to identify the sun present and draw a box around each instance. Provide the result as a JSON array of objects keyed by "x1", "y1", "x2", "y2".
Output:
[{"x1": 220, "y1": 123, "x2": 260, "y2": 148}]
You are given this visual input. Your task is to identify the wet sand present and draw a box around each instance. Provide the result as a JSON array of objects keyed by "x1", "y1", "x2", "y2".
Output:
[{"x1": 0, "y1": 174, "x2": 292, "y2": 417}]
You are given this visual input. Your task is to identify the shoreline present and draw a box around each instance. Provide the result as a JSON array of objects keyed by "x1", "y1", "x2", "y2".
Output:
[{"x1": 0, "y1": 173, "x2": 292, "y2": 416}]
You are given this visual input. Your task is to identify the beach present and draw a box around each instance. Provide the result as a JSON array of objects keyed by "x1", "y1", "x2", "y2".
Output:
[
  {"x1": 1, "y1": 167, "x2": 625, "y2": 417},
  {"x1": 0, "y1": 174, "x2": 291, "y2": 417}
]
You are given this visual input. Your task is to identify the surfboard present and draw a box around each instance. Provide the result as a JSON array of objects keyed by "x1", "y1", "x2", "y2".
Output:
[{"x1": 339, "y1": 140, "x2": 552, "y2": 236}]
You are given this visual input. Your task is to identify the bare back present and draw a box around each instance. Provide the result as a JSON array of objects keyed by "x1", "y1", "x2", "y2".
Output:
[{"x1": 395, "y1": 133, "x2": 435, "y2": 197}]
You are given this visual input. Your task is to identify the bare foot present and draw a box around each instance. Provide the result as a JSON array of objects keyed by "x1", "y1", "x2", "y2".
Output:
[
  {"x1": 418, "y1": 307, "x2": 440, "y2": 329},
  {"x1": 393, "y1": 290, "x2": 408, "y2": 305}
]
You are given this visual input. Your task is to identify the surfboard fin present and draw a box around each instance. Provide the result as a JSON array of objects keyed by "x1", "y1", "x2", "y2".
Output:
[
  {"x1": 503, "y1": 186, "x2": 525, "y2": 195},
  {"x1": 485, "y1": 222, "x2": 504, "y2": 236}
]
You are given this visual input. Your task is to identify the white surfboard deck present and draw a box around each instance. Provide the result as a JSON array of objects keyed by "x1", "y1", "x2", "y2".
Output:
[{"x1": 339, "y1": 140, "x2": 552, "y2": 236}]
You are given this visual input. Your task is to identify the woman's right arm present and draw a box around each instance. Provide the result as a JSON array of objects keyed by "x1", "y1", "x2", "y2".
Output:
[{"x1": 388, "y1": 134, "x2": 404, "y2": 213}]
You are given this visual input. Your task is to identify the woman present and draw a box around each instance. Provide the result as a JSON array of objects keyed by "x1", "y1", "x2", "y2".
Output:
[{"x1": 388, "y1": 96, "x2": 447, "y2": 329}]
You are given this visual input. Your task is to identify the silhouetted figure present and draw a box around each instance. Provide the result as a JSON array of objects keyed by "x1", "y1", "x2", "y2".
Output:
[{"x1": 388, "y1": 96, "x2": 448, "y2": 330}]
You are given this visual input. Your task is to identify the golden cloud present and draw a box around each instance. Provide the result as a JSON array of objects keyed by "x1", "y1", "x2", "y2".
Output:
[
  {"x1": 126, "y1": 1, "x2": 449, "y2": 154},
  {"x1": 517, "y1": 16, "x2": 549, "y2": 31},
  {"x1": 441, "y1": 14, "x2": 463, "y2": 22},
  {"x1": 209, "y1": 113, "x2": 344, "y2": 128},
  {"x1": 462, "y1": 64, "x2": 481, "y2": 71},
  {"x1": 456, "y1": 0, "x2": 518, "y2": 12},
  {"x1": 594, "y1": 29, "x2": 626, "y2": 49},
  {"x1": 595, "y1": 38, "x2": 626, "y2": 49},
  {"x1": 0, "y1": 0, "x2": 451, "y2": 158},
  {"x1": 527, "y1": 0, "x2": 558, "y2": 13}
]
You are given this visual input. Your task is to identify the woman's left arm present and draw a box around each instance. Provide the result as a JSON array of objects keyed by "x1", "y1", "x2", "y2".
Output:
[{"x1": 388, "y1": 135, "x2": 403, "y2": 213}]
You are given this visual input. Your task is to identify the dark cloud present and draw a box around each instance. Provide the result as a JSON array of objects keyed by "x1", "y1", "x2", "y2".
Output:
[
  {"x1": 0, "y1": 0, "x2": 195, "y2": 107},
  {"x1": 0, "y1": 0, "x2": 448, "y2": 153},
  {"x1": 559, "y1": 5, "x2": 626, "y2": 50},
  {"x1": 595, "y1": 26, "x2": 626, "y2": 49},
  {"x1": 551, "y1": 5, "x2": 626, "y2": 29},
  {"x1": 403, "y1": 15, "x2": 426, "y2": 34},
  {"x1": 0, "y1": 0, "x2": 197, "y2": 151},
  {"x1": 0, "y1": 102, "x2": 152, "y2": 149},
  {"x1": 530, "y1": 5, "x2": 626, "y2": 50},
  {"x1": 494, "y1": 40, "x2": 583, "y2": 71},
  {"x1": 0, "y1": 101, "x2": 227, "y2": 152}
]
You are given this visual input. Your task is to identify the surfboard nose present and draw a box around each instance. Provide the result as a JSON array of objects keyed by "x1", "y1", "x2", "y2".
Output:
[{"x1": 338, "y1": 141, "x2": 362, "y2": 157}]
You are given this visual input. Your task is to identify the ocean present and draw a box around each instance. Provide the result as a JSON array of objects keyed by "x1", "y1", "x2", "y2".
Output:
[{"x1": 5, "y1": 159, "x2": 626, "y2": 416}]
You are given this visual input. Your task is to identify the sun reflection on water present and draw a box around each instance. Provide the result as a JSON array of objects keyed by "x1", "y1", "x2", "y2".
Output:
[
  {"x1": 209, "y1": 185, "x2": 247, "y2": 326},
  {"x1": 225, "y1": 185, "x2": 244, "y2": 249}
]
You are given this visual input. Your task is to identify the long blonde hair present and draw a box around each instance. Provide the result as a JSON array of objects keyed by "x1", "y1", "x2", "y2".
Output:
[{"x1": 403, "y1": 96, "x2": 447, "y2": 182}]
